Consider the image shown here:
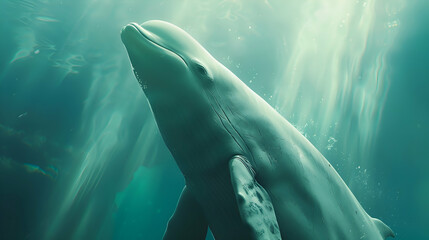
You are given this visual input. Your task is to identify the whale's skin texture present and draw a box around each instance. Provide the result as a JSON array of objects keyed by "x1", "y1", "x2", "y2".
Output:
[{"x1": 121, "y1": 20, "x2": 394, "y2": 240}]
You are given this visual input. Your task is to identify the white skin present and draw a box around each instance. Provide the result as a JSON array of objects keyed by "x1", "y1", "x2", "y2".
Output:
[{"x1": 121, "y1": 20, "x2": 394, "y2": 240}]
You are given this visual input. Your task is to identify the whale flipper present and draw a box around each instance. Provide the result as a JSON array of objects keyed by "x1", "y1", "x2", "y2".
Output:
[
  {"x1": 163, "y1": 186, "x2": 208, "y2": 240},
  {"x1": 229, "y1": 156, "x2": 281, "y2": 240},
  {"x1": 372, "y1": 218, "x2": 395, "y2": 239}
]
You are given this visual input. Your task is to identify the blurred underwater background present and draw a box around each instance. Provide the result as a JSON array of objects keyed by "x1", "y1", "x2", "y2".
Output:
[{"x1": 0, "y1": 0, "x2": 428, "y2": 239}]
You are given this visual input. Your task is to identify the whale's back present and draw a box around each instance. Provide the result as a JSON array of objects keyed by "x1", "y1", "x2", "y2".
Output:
[{"x1": 211, "y1": 72, "x2": 394, "y2": 239}]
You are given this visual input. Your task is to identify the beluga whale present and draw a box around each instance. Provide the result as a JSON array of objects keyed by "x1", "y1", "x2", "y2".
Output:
[{"x1": 121, "y1": 20, "x2": 394, "y2": 240}]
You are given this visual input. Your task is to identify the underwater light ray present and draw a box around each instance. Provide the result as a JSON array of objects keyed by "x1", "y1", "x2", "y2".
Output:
[
  {"x1": 43, "y1": 25, "x2": 167, "y2": 236},
  {"x1": 45, "y1": 111, "x2": 123, "y2": 239},
  {"x1": 272, "y1": 0, "x2": 399, "y2": 177}
]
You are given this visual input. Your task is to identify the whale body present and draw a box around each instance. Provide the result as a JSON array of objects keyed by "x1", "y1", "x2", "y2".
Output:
[{"x1": 121, "y1": 20, "x2": 394, "y2": 240}]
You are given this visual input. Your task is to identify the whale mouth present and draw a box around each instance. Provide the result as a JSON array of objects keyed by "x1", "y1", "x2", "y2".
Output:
[{"x1": 123, "y1": 22, "x2": 188, "y2": 67}]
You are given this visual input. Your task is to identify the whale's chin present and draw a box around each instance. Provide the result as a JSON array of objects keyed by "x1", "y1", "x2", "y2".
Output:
[{"x1": 132, "y1": 68, "x2": 149, "y2": 91}]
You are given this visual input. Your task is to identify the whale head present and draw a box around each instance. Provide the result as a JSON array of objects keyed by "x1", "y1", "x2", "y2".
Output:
[
  {"x1": 121, "y1": 20, "x2": 243, "y2": 166},
  {"x1": 121, "y1": 20, "x2": 216, "y2": 105}
]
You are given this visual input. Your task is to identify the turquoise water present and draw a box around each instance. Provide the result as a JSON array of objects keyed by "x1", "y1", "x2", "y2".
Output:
[{"x1": 0, "y1": 0, "x2": 428, "y2": 239}]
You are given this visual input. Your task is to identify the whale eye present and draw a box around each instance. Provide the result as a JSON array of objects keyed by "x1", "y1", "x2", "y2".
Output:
[
  {"x1": 193, "y1": 61, "x2": 213, "y2": 83},
  {"x1": 195, "y1": 63, "x2": 208, "y2": 76}
]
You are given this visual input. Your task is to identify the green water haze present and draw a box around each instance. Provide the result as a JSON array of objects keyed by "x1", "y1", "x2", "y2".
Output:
[{"x1": 0, "y1": 0, "x2": 428, "y2": 239}]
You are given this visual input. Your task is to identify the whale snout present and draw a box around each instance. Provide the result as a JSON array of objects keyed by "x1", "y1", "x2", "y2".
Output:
[
  {"x1": 121, "y1": 21, "x2": 182, "y2": 61},
  {"x1": 121, "y1": 22, "x2": 153, "y2": 45},
  {"x1": 121, "y1": 20, "x2": 215, "y2": 102},
  {"x1": 121, "y1": 20, "x2": 194, "y2": 97},
  {"x1": 120, "y1": 23, "x2": 137, "y2": 38}
]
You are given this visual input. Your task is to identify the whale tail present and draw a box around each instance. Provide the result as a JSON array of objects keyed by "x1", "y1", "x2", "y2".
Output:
[{"x1": 372, "y1": 217, "x2": 395, "y2": 239}]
